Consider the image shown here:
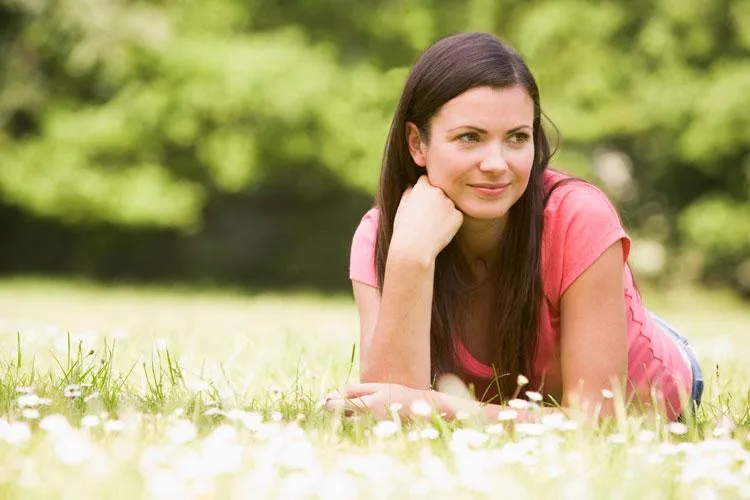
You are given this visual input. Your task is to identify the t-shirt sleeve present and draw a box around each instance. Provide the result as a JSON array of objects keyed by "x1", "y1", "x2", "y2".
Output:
[
  {"x1": 544, "y1": 182, "x2": 632, "y2": 299},
  {"x1": 349, "y1": 208, "x2": 380, "y2": 288}
]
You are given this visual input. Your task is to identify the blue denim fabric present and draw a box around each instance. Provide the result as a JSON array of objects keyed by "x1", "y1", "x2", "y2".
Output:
[{"x1": 649, "y1": 312, "x2": 704, "y2": 419}]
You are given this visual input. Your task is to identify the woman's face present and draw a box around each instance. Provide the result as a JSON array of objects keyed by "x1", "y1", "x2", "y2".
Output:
[{"x1": 407, "y1": 85, "x2": 536, "y2": 222}]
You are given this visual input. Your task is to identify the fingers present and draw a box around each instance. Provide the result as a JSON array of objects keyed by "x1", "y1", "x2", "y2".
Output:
[
  {"x1": 324, "y1": 393, "x2": 375, "y2": 416},
  {"x1": 340, "y1": 383, "x2": 391, "y2": 398},
  {"x1": 415, "y1": 174, "x2": 431, "y2": 187}
]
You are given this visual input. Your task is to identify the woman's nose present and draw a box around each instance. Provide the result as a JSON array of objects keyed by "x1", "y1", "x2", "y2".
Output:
[{"x1": 478, "y1": 143, "x2": 508, "y2": 172}]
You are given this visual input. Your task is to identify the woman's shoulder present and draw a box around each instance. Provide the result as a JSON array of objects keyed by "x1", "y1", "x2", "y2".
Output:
[
  {"x1": 542, "y1": 168, "x2": 620, "y2": 221},
  {"x1": 353, "y1": 206, "x2": 380, "y2": 241},
  {"x1": 361, "y1": 206, "x2": 380, "y2": 222},
  {"x1": 350, "y1": 206, "x2": 380, "y2": 287},
  {"x1": 541, "y1": 167, "x2": 631, "y2": 296}
]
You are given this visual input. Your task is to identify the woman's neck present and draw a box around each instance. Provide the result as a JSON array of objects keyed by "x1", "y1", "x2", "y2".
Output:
[{"x1": 456, "y1": 216, "x2": 507, "y2": 278}]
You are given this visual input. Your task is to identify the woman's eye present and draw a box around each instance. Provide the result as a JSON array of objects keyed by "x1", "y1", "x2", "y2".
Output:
[
  {"x1": 508, "y1": 132, "x2": 530, "y2": 145},
  {"x1": 458, "y1": 132, "x2": 481, "y2": 143}
]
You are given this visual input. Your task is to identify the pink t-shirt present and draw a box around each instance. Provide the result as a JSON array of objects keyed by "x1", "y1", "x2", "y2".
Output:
[{"x1": 349, "y1": 169, "x2": 692, "y2": 420}]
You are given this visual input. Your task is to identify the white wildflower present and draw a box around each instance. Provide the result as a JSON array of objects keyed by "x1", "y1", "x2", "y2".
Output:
[
  {"x1": 81, "y1": 415, "x2": 100, "y2": 428},
  {"x1": 450, "y1": 428, "x2": 488, "y2": 449},
  {"x1": 515, "y1": 423, "x2": 546, "y2": 436},
  {"x1": 667, "y1": 422, "x2": 688, "y2": 435},
  {"x1": 421, "y1": 427, "x2": 440, "y2": 440},
  {"x1": 235, "y1": 411, "x2": 263, "y2": 432},
  {"x1": 516, "y1": 374, "x2": 529, "y2": 386},
  {"x1": 608, "y1": 433, "x2": 627, "y2": 444},
  {"x1": 167, "y1": 419, "x2": 197, "y2": 444},
  {"x1": 712, "y1": 427, "x2": 731, "y2": 438},
  {"x1": 54, "y1": 433, "x2": 94, "y2": 465},
  {"x1": 268, "y1": 387, "x2": 282, "y2": 398},
  {"x1": 507, "y1": 399, "x2": 529, "y2": 410},
  {"x1": 454, "y1": 410, "x2": 471, "y2": 421},
  {"x1": 186, "y1": 380, "x2": 210, "y2": 392},
  {"x1": 22, "y1": 409, "x2": 40, "y2": 420},
  {"x1": 497, "y1": 409, "x2": 518, "y2": 421},
  {"x1": 17, "y1": 394, "x2": 40, "y2": 408},
  {"x1": 410, "y1": 399, "x2": 433, "y2": 417},
  {"x1": 225, "y1": 409, "x2": 247, "y2": 421},
  {"x1": 485, "y1": 423, "x2": 504, "y2": 435},
  {"x1": 271, "y1": 411, "x2": 283, "y2": 422},
  {"x1": 40, "y1": 414, "x2": 72, "y2": 435},
  {"x1": 658, "y1": 443, "x2": 680, "y2": 455},
  {"x1": 103, "y1": 419, "x2": 124, "y2": 433},
  {"x1": 373, "y1": 420, "x2": 399, "y2": 438},
  {"x1": 525, "y1": 391, "x2": 543, "y2": 402},
  {"x1": 601, "y1": 389, "x2": 614, "y2": 399},
  {"x1": 321, "y1": 473, "x2": 357, "y2": 499},
  {"x1": 637, "y1": 430, "x2": 655, "y2": 443},
  {"x1": 0, "y1": 420, "x2": 31, "y2": 445},
  {"x1": 147, "y1": 470, "x2": 186, "y2": 500},
  {"x1": 203, "y1": 439, "x2": 243, "y2": 475},
  {"x1": 278, "y1": 440, "x2": 315, "y2": 471},
  {"x1": 209, "y1": 424, "x2": 237, "y2": 442},
  {"x1": 541, "y1": 412, "x2": 565, "y2": 426},
  {"x1": 712, "y1": 415, "x2": 734, "y2": 438},
  {"x1": 646, "y1": 453, "x2": 665, "y2": 464},
  {"x1": 559, "y1": 420, "x2": 580, "y2": 432},
  {"x1": 64, "y1": 384, "x2": 82, "y2": 399}
]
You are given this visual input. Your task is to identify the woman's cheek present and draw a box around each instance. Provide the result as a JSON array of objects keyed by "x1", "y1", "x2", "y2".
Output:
[{"x1": 508, "y1": 149, "x2": 535, "y2": 174}]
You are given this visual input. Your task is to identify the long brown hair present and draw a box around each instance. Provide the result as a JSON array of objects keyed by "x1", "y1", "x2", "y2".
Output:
[{"x1": 374, "y1": 32, "x2": 554, "y2": 400}]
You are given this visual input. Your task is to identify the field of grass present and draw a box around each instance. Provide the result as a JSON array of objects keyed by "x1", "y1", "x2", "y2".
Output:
[{"x1": 0, "y1": 277, "x2": 748, "y2": 499}]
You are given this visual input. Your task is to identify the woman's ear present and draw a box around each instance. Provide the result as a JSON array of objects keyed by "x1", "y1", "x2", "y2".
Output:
[{"x1": 406, "y1": 122, "x2": 427, "y2": 167}]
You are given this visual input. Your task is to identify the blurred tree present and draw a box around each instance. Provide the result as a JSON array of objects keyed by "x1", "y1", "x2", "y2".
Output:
[{"x1": 0, "y1": 0, "x2": 748, "y2": 292}]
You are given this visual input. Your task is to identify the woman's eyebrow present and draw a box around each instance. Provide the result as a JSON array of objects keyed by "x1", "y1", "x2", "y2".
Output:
[
  {"x1": 446, "y1": 124, "x2": 532, "y2": 133},
  {"x1": 508, "y1": 125, "x2": 533, "y2": 133},
  {"x1": 447, "y1": 125, "x2": 488, "y2": 133}
]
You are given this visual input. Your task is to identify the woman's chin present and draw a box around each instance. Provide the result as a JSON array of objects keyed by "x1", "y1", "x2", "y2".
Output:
[{"x1": 460, "y1": 206, "x2": 511, "y2": 223}]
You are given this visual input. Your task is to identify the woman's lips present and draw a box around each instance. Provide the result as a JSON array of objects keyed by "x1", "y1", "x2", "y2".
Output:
[{"x1": 470, "y1": 183, "x2": 510, "y2": 196}]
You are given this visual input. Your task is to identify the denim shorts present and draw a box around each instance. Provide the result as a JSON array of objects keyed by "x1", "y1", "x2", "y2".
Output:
[{"x1": 649, "y1": 312, "x2": 704, "y2": 419}]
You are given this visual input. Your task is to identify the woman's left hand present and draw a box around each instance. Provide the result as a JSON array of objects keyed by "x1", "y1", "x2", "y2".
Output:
[{"x1": 324, "y1": 383, "x2": 437, "y2": 420}]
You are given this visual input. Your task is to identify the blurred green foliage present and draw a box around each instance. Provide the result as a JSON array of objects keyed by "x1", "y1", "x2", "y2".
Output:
[{"x1": 0, "y1": 0, "x2": 748, "y2": 293}]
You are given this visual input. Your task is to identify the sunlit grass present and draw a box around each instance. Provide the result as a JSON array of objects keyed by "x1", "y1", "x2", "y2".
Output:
[{"x1": 0, "y1": 277, "x2": 748, "y2": 499}]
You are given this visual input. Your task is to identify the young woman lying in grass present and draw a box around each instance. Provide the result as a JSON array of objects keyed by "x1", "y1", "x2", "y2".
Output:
[{"x1": 325, "y1": 32, "x2": 703, "y2": 423}]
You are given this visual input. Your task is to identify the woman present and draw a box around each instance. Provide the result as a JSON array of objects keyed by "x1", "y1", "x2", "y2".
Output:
[{"x1": 325, "y1": 32, "x2": 703, "y2": 423}]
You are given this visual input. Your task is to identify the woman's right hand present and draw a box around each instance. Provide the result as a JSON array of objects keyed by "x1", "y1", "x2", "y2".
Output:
[{"x1": 390, "y1": 175, "x2": 464, "y2": 264}]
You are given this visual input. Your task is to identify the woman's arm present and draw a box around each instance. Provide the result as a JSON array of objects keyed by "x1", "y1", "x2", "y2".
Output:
[
  {"x1": 355, "y1": 254, "x2": 436, "y2": 389},
  {"x1": 332, "y1": 240, "x2": 628, "y2": 422},
  {"x1": 356, "y1": 176, "x2": 463, "y2": 390},
  {"x1": 558, "y1": 240, "x2": 627, "y2": 418}
]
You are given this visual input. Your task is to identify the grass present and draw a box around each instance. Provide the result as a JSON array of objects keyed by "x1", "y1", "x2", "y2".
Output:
[{"x1": 0, "y1": 276, "x2": 748, "y2": 499}]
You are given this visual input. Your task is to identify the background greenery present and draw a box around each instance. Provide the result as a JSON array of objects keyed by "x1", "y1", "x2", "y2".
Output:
[{"x1": 1, "y1": 0, "x2": 749, "y2": 294}]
